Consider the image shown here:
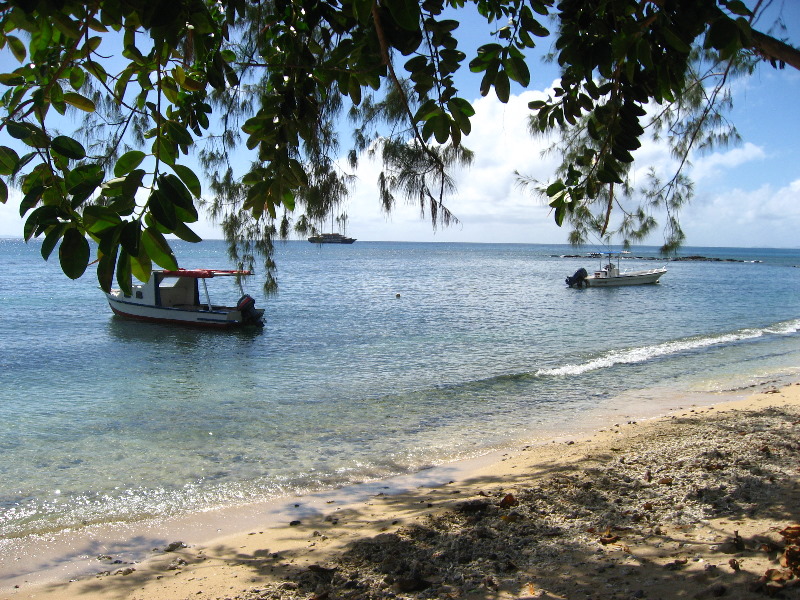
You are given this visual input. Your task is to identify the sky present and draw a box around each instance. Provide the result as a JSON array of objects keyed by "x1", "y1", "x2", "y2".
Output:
[{"x1": 1, "y1": 2, "x2": 799, "y2": 249}]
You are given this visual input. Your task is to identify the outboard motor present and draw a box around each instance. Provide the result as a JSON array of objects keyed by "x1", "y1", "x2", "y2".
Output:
[
  {"x1": 237, "y1": 294, "x2": 263, "y2": 326},
  {"x1": 565, "y1": 267, "x2": 588, "y2": 288}
]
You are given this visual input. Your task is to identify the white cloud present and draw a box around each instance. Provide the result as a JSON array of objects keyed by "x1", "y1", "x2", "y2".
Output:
[
  {"x1": 683, "y1": 179, "x2": 800, "y2": 247},
  {"x1": 691, "y1": 142, "x2": 766, "y2": 182},
  {"x1": 343, "y1": 89, "x2": 566, "y2": 242}
]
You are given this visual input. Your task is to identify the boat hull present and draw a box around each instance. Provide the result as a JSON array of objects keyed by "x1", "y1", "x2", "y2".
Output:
[
  {"x1": 584, "y1": 269, "x2": 666, "y2": 287},
  {"x1": 107, "y1": 295, "x2": 264, "y2": 328},
  {"x1": 308, "y1": 234, "x2": 356, "y2": 244}
]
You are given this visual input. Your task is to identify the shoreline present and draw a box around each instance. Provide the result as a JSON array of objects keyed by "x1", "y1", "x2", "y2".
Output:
[
  {"x1": 0, "y1": 380, "x2": 762, "y2": 591},
  {"x1": 3, "y1": 384, "x2": 800, "y2": 599}
]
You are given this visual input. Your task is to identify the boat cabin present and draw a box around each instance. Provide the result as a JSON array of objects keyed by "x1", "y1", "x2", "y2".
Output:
[
  {"x1": 593, "y1": 262, "x2": 620, "y2": 279},
  {"x1": 123, "y1": 272, "x2": 202, "y2": 308}
]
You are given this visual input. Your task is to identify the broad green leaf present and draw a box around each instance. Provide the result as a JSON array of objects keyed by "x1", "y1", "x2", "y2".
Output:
[
  {"x1": 120, "y1": 219, "x2": 141, "y2": 256},
  {"x1": 148, "y1": 189, "x2": 178, "y2": 231},
  {"x1": 116, "y1": 248, "x2": 132, "y2": 294},
  {"x1": 66, "y1": 163, "x2": 103, "y2": 205},
  {"x1": 63, "y1": 92, "x2": 96, "y2": 112},
  {"x1": 0, "y1": 146, "x2": 20, "y2": 175},
  {"x1": 130, "y1": 247, "x2": 152, "y2": 283},
  {"x1": 52, "y1": 12, "x2": 81, "y2": 39},
  {"x1": 114, "y1": 150, "x2": 146, "y2": 177},
  {"x1": 59, "y1": 228, "x2": 91, "y2": 279},
  {"x1": 142, "y1": 227, "x2": 178, "y2": 270},
  {"x1": 19, "y1": 185, "x2": 43, "y2": 217},
  {"x1": 51, "y1": 135, "x2": 86, "y2": 160},
  {"x1": 7, "y1": 36, "x2": 26, "y2": 62},
  {"x1": 725, "y1": 0, "x2": 752, "y2": 16},
  {"x1": 0, "y1": 73, "x2": 25, "y2": 86},
  {"x1": 172, "y1": 221, "x2": 202, "y2": 243},
  {"x1": 494, "y1": 70, "x2": 510, "y2": 103},
  {"x1": 0, "y1": 179, "x2": 7, "y2": 204},
  {"x1": 546, "y1": 181, "x2": 566, "y2": 196},
  {"x1": 385, "y1": 0, "x2": 420, "y2": 31},
  {"x1": 504, "y1": 55, "x2": 530, "y2": 86},
  {"x1": 170, "y1": 163, "x2": 202, "y2": 197},
  {"x1": 662, "y1": 28, "x2": 691, "y2": 54},
  {"x1": 41, "y1": 223, "x2": 66, "y2": 260},
  {"x1": 84, "y1": 205, "x2": 122, "y2": 233},
  {"x1": 69, "y1": 67, "x2": 85, "y2": 90},
  {"x1": 554, "y1": 205, "x2": 566, "y2": 226},
  {"x1": 351, "y1": 0, "x2": 372, "y2": 24},
  {"x1": 97, "y1": 243, "x2": 118, "y2": 293},
  {"x1": 157, "y1": 174, "x2": 197, "y2": 222}
]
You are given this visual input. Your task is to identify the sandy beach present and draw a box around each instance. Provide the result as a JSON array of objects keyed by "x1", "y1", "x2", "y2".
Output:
[{"x1": 3, "y1": 385, "x2": 800, "y2": 600}]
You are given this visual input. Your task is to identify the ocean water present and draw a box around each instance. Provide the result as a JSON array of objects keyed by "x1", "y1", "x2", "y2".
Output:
[{"x1": 2, "y1": 239, "x2": 800, "y2": 545}]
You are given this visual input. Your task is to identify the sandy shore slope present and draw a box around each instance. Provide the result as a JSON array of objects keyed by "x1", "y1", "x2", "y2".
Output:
[{"x1": 4, "y1": 386, "x2": 800, "y2": 600}]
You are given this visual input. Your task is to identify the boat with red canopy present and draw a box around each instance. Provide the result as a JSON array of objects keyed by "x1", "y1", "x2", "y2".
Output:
[{"x1": 105, "y1": 269, "x2": 265, "y2": 328}]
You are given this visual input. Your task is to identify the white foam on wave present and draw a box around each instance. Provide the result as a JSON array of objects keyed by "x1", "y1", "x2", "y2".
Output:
[{"x1": 535, "y1": 319, "x2": 800, "y2": 378}]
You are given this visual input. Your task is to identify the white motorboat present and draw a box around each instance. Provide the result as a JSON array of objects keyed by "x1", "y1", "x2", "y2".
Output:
[
  {"x1": 106, "y1": 269, "x2": 265, "y2": 328},
  {"x1": 566, "y1": 254, "x2": 666, "y2": 288}
]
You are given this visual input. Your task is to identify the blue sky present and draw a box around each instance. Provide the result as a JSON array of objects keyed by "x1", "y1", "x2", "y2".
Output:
[{"x1": 1, "y1": 2, "x2": 799, "y2": 249}]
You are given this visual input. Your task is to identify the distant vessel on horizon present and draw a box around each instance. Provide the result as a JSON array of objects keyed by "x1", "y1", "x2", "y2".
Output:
[{"x1": 308, "y1": 232, "x2": 356, "y2": 244}]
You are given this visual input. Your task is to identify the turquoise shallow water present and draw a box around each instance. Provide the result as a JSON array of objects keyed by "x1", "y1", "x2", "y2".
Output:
[{"x1": 2, "y1": 239, "x2": 800, "y2": 542}]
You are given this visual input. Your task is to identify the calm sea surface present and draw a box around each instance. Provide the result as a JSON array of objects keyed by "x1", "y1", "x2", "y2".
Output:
[{"x1": 2, "y1": 239, "x2": 800, "y2": 543}]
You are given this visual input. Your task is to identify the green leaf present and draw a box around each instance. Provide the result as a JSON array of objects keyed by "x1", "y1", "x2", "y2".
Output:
[
  {"x1": 662, "y1": 28, "x2": 691, "y2": 54},
  {"x1": 170, "y1": 163, "x2": 202, "y2": 197},
  {"x1": 114, "y1": 150, "x2": 146, "y2": 177},
  {"x1": 120, "y1": 219, "x2": 141, "y2": 256},
  {"x1": 0, "y1": 146, "x2": 20, "y2": 176},
  {"x1": 172, "y1": 221, "x2": 202, "y2": 243},
  {"x1": 0, "y1": 73, "x2": 25, "y2": 86},
  {"x1": 7, "y1": 36, "x2": 26, "y2": 62},
  {"x1": 52, "y1": 12, "x2": 81, "y2": 39},
  {"x1": 504, "y1": 55, "x2": 530, "y2": 86},
  {"x1": 97, "y1": 242, "x2": 118, "y2": 293},
  {"x1": 386, "y1": 0, "x2": 420, "y2": 31},
  {"x1": 352, "y1": 0, "x2": 373, "y2": 24},
  {"x1": 494, "y1": 70, "x2": 510, "y2": 103},
  {"x1": 0, "y1": 179, "x2": 7, "y2": 204},
  {"x1": 7, "y1": 122, "x2": 47, "y2": 146},
  {"x1": 724, "y1": 0, "x2": 752, "y2": 16},
  {"x1": 116, "y1": 248, "x2": 132, "y2": 294},
  {"x1": 141, "y1": 227, "x2": 178, "y2": 270},
  {"x1": 19, "y1": 185, "x2": 43, "y2": 217},
  {"x1": 157, "y1": 173, "x2": 198, "y2": 223},
  {"x1": 554, "y1": 204, "x2": 566, "y2": 226},
  {"x1": 130, "y1": 247, "x2": 152, "y2": 283},
  {"x1": 51, "y1": 135, "x2": 86, "y2": 160},
  {"x1": 69, "y1": 67, "x2": 85, "y2": 90},
  {"x1": 84, "y1": 205, "x2": 122, "y2": 233},
  {"x1": 66, "y1": 163, "x2": 104, "y2": 205},
  {"x1": 546, "y1": 180, "x2": 566, "y2": 196},
  {"x1": 148, "y1": 189, "x2": 178, "y2": 231},
  {"x1": 63, "y1": 92, "x2": 96, "y2": 112},
  {"x1": 59, "y1": 228, "x2": 91, "y2": 279},
  {"x1": 41, "y1": 223, "x2": 66, "y2": 260}
]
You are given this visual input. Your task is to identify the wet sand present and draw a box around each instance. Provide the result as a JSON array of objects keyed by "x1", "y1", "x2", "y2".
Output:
[{"x1": 3, "y1": 385, "x2": 800, "y2": 599}]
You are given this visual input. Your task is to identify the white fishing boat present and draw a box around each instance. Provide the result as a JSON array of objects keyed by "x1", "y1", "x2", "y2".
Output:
[
  {"x1": 566, "y1": 253, "x2": 666, "y2": 288},
  {"x1": 106, "y1": 269, "x2": 265, "y2": 328}
]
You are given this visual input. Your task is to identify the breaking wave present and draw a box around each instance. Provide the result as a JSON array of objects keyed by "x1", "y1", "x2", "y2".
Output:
[{"x1": 535, "y1": 319, "x2": 800, "y2": 378}]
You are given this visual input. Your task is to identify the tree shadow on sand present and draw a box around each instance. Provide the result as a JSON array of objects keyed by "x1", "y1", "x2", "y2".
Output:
[
  {"x1": 204, "y1": 405, "x2": 800, "y2": 600},
  {"x1": 34, "y1": 404, "x2": 800, "y2": 600}
]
